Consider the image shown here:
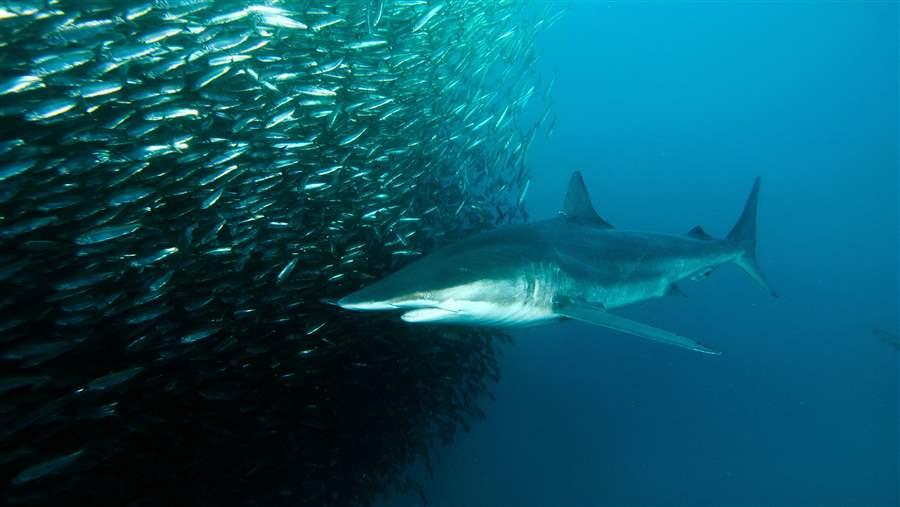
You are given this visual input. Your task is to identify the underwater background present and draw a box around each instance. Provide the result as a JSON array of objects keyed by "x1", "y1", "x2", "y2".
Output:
[
  {"x1": 392, "y1": 2, "x2": 899, "y2": 506},
  {"x1": 0, "y1": 1, "x2": 896, "y2": 506}
]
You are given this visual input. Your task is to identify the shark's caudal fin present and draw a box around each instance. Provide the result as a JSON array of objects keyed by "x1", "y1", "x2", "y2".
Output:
[
  {"x1": 562, "y1": 172, "x2": 614, "y2": 228},
  {"x1": 728, "y1": 178, "x2": 777, "y2": 297}
]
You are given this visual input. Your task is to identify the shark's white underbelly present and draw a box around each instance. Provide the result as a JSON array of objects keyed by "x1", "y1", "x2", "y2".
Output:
[
  {"x1": 591, "y1": 278, "x2": 671, "y2": 309},
  {"x1": 399, "y1": 276, "x2": 560, "y2": 327},
  {"x1": 401, "y1": 301, "x2": 559, "y2": 327},
  {"x1": 579, "y1": 251, "x2": 741, "y2": 310}
]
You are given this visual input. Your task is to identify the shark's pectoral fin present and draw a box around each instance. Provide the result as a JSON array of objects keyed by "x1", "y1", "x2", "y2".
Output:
[{"x1": 554, "y1": 299, "x2": 721, "y2": 355}]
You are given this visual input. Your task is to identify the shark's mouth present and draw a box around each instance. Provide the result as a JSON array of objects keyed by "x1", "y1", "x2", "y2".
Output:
[
  {"x1": 336, "y1": 301, "x2": 397, "y2": 311},
  {"x1": 336, "y1": 297, "x2": 438, "y2": 311},
  {"x1": 399, "y1": 299, "x2": 500, "y2": 324},
  {"x1": 400, "y1": 308, "x2": 459, "y2": 322}
]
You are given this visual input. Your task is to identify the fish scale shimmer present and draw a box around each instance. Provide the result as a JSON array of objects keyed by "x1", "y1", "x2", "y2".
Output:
[{"x1": 0, "y1": 0, "x2": 561, "y2": 505}]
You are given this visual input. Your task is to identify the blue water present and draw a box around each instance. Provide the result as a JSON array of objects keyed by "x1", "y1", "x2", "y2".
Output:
[{"x1": 392, "y1": 2, "x2": 898, "y2": 506}]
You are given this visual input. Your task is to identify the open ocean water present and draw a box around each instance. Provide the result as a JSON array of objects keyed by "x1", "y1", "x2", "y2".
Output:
[{"x1": 0, "y1": 1, "x2": 896, "y2": 507}]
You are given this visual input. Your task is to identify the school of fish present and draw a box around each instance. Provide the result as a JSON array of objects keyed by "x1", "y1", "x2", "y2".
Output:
[{"x1": 0, "y1": 0, "x2": 562, "y2": 505}]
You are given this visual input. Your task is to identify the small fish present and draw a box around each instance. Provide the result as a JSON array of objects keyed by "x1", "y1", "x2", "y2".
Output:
[
  {"x1": 201, "y1": 188, "x2": 225, "y2": 209},
  {"x1": 198, "y1": 165, "x2": 239, "y2": 186},
  {"x1": 109, "y1": 188, "x2": 153, "y2": 206},
  {"x1": 338, "y1": 127, "x2": 367, "y2": 146},
  {"x1": 518, "y1": 179, "x2": 530, "y2": 206},
  {"x1": 259, "y1": 13, "x2": 307, "y2": 29},
  {"x1": 144, "y1": 107, "x2": 200, "y2": 121},
  {"x1": 266, "y1": 108, "x2": 295, "y2": 128},
  {"x1": 3, "y1": 341, "x2": 73, "y2": 365},
  {"x1": 193, "y1": 65, "x2": 231, "y2": 90},
  {"x1": 86, "y1": 367, "x2": 144, "y2": 391},
  {"x1": 25, "y1": 99, "x2": 77, "y2": 121},
  {"x1": 73, "y1": 81, "x2": 123, "y2": 98},
  {"x1": 345, "y1": 39, "x2": 387, "y2": 50},
  {"x1": 304, "y1": 321, "x2": 326, "y2": 335},
  {"x1": 0, "y1": 376, "x2": 50, "y2": 394},
  {"x1": 295, "y1": 85, "x2": 337, "y2": 97},
  {"x1": 148, "y1": 270, "x2": 175, "y2": 292},
  {"x1": 130, "y1": 248, "x2": 179, "y2": 267},
  {"x1": 276, "y1": 257, "x2": 299, "y2": 286},
  {"x1": 312, "y1": 16, "x2": 346, "y2": 31},
  {"x1": 412, "y1": 3, "x2": 445, "y2": 32},
  {"x1": 208, "y1": 9, "x2": 251, "y2": 25},
  {"x1": 273, "y1": 141, "x2": 314, "y2": 150},
  {"x1": 368, "y1": 0, "x2": 385, "y2": 32},
  {"x1": 0, "y1": 160, "x2": 36, "y2": 181},
  {"x1": 13, "y1": 450, "x2": 85, "y2": 485},
  {"x1": 208, "y1": 54, "x2": 252, "y2": 66},
  {"x1": 0, "y1": 75, "x2": 44, "y2": 95},
  {"x1": 75, "y1": 224, "x2": 141, "y2": 245},
  {"x1": 139, "y1": 27, "x2": 183, "y2": 44},
  {"x1": 181, "y1": 327, "x2": 220, "y2": 344}
]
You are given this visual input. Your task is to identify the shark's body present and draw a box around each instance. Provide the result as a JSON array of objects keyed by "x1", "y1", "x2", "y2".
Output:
[{"x1": 339, "y1": 172, "x2": 775, "y2": 354}]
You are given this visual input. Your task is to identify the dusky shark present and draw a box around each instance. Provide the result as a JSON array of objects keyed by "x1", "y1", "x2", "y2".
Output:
[
  {"x1": 872, "y1": 327, "x2": 900, "y2": 351},
  {"x1": 338, "y1": 172, "x2": 775, "y2": 355}
]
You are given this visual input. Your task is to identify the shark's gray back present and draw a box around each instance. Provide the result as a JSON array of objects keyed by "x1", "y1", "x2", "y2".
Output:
[{"x1": 536, "y1": 219, "x2": 734, "y2": 277}]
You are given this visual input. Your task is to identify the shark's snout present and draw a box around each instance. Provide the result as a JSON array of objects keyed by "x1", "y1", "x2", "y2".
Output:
[
  {"x1": 337, "y1": 279, "x2": 439, "y2": 312},
  {"x1": 336, "y1": 296, "x2": 396, "y2": 311},
  {"x1": 336, "y1": 285, "x2": 391, "y2": 310},
  {"x1": 337, "y1": 291, "x2": 439, "y2": 312},
  {"x1": 336, "y1": 279, "x2": 396, "y2": 311}
]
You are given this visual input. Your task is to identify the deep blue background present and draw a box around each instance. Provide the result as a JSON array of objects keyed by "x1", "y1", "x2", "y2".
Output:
[{"x1": 392, "y1": 2, "x2": 898, "y2": 506}]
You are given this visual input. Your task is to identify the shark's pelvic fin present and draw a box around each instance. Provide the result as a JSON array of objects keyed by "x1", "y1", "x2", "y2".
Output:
[
  {"x1": 727, "y1": 177, "x2": 777, "y2": 297},
  {"x1": 666, "y1": 283, "x2": 688, "y2": 297},
  {"x1": 686, "y1": 225, "x2": 713, "y2": 240},
  {"x1": 562, "y1": 171, "x2": 614, "y2": 228},
  {"x1": 555, "y1": 299, "x2": 721, "y2": 355}
]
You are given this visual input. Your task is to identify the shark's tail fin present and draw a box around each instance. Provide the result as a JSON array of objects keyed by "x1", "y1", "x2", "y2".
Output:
[{"x1": 727, "y1": 177, "x2": 777, "y2": 297}]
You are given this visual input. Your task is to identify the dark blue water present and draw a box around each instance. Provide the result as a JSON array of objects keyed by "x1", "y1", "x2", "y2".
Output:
[{"x1": 392, "y1": 2, "x2": 898, "y2": 506}]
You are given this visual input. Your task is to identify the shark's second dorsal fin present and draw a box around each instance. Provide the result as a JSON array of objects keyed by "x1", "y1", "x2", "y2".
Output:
[
  {"x1": 562, "y1": 172, "x2": 613, "y2": 228},
  {"x1": 686, "y1": 226, "x2": 713, "y2": 240}
]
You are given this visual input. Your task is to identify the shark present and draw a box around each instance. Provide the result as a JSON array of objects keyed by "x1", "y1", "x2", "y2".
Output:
[
  {"x1": 338, "y1": 172, "x2": 775, "y2": 355},
  {"x1": 871, "y1": 327, "x2": 900, "y2": 351}
]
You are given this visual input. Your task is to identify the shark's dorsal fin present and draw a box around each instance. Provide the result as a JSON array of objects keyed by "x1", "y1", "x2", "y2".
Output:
[
  {"x1": 686, "y1": 225, "x2": 713, "y2": 240},
  {"x1": 562, "y1": 172, "x2": 613, "y2": 228}
]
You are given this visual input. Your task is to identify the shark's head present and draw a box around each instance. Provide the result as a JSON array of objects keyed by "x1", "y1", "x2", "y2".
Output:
[
  {"x1": 337, "y1": 227, "x2": 556, "y2": 325},
  {"x1": 336, "y1": 263, "x2": 443, "y2": 313}
]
